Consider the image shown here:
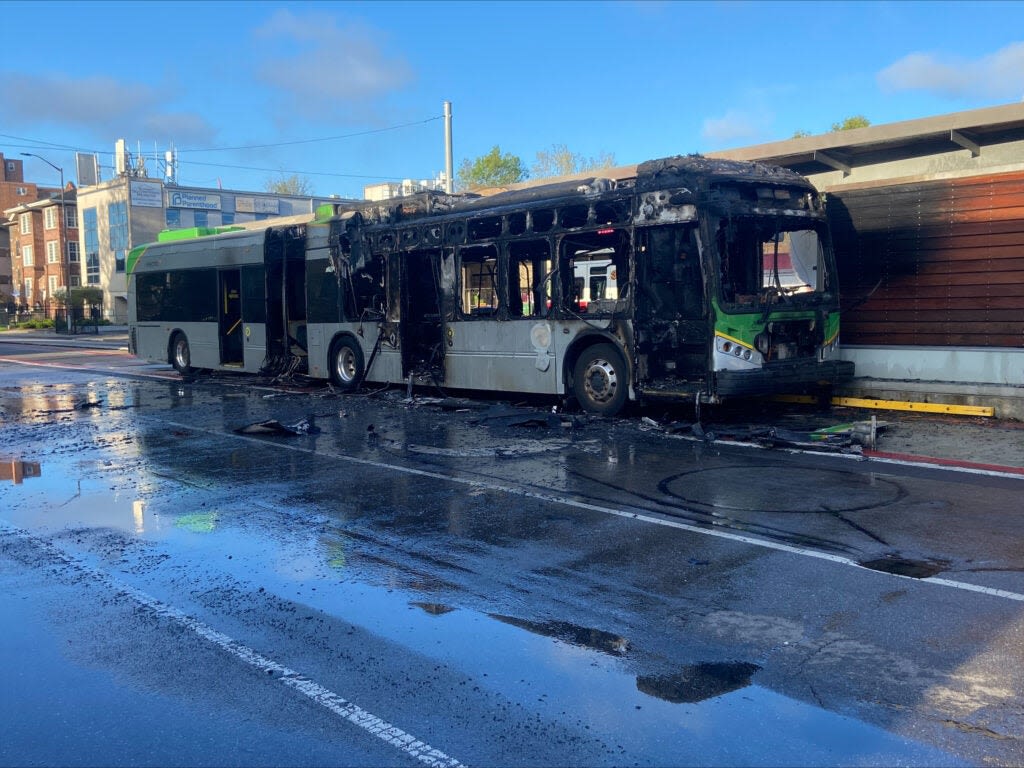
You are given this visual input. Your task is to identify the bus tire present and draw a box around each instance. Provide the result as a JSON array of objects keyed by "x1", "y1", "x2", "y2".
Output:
[
  {"x1": 330, "y1": 336, "x2": 364, "y2": 391},
  {"x1": 171, "y1": 333, "x2": 193, "y2": 375},
  {"x1": 573, "y1": 343, "x2": 628, "y2": 416}
]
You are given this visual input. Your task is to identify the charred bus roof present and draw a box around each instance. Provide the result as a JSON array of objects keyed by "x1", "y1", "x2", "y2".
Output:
[{"x1": 313, "y1": 154, "x2": 817, "y2": 233}]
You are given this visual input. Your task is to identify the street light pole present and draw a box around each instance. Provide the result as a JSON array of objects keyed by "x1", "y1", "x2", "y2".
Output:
[{"x1": 21, "y1": 153, "x2": 69, "y2": 331}]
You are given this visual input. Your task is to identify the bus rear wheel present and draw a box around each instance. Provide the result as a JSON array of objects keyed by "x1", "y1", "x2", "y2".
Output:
[
  {"x1": 330, "y1": 337, "x2": 364, "y2": 391},
  {"x1": 573, "y1": 343, "x2": 628, "y2": 416},
  {"x1": 171, "y1": 333, "x2": 192, "y2": 375}
]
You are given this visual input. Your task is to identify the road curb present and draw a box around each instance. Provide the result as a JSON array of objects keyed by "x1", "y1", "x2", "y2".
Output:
[{"x1": 864, "y1": 449, "x2": 1024, "y2": 477}]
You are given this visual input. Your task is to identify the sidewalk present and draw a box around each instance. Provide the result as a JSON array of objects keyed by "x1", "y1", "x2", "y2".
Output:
[
  {"x1": 0, "y1": 326, "x2": 128, "y2": 349},
  {"x1": 3, "y1": 326, "x2": 1022, "y2": 475}
]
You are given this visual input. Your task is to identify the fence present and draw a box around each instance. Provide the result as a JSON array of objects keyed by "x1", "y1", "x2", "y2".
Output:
[{"x1": 2, "y1": 301, "x2": 108, "y2": 334}]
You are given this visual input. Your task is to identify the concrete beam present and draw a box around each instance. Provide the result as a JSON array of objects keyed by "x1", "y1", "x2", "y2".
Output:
[
  {"x1": 813, "y1": 150, "x2": 851, "y2": 176},
  {"x1": 950, "y1": 129, "x2": 981, "y2": 157}
]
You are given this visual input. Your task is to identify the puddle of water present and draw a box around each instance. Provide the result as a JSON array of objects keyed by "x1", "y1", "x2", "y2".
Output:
[
  {"x1": 636, "y1": 662, "x2": 761, "y2": 703},
  {"x1": 411, "y1": 602, "x2": 456, "y2": 615},
  {"x1": 859, "y1": 555, "x2": 948, "y2": 579},
  {"x1": 491, "y1": 613, "x2": 630, "y2": 656},
  {"x1": 0, "y1": 458, "x2": 42, "y2": 484},
  {"x1": 157, "y1": 528, "x2": 963, "y2": 766}
]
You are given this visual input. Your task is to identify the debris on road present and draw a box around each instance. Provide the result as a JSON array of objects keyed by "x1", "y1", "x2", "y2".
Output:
[{"x1": 234, "y1": 416, "x2": 320, "y2": 436}]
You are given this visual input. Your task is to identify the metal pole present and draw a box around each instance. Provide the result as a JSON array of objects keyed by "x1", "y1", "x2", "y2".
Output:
[
  {"x1": 21, "y1": 153, "x2": 69, "y2": 332},
  {"x1": 443, "y1": 101, "x2": 453, "y2": 194}
]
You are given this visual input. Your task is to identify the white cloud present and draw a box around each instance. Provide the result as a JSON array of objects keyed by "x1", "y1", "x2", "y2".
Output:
[
  {"x1": 878, "y1": 42, "x2": 1024, "y2": 99},
  {"x1": 253, "y1": 9, "x2": 414, "y2": 118},
  {"x1": 701, "y1": 109, "x2": 768, "y2": 145},
  {"x1": 1, "y1": 72, "x2": 217, "y2": 145}
]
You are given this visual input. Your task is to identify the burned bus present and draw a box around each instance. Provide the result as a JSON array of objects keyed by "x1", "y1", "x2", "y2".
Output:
[{"x1": 128, "y1": 155, "x2": 853, "y2": 415}]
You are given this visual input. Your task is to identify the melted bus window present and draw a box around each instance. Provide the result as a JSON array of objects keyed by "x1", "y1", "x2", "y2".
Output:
[
  {"x1": 559, "y1": 229, "x2": 629, "y2": 316},
  {"x1": 508, "y1": 239, "x2": 552, "y2": 318},
  {"x1": 460, "y1": 244, "x2": 498, "y2": 317}
]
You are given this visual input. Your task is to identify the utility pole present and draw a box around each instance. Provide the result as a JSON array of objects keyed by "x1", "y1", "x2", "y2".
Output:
[
  {"x1": 444, "y1": 101, "x2": 453, "y2": 194},
  {"x1": 21, "y1": 153, "x2": 69, "y2": 333}
]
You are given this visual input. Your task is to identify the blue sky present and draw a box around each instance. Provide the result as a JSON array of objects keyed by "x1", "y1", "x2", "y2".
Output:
[{"x1": 3, "y1": 0, "x2": 1023, "y2": 198}]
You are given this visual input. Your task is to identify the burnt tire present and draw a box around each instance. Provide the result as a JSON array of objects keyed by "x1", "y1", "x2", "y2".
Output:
[
  {"x1": 573, "y1": 343, "x2": 628, "y2": 416},
  {"x1": 330, "y1": 337, "x2": 365, "y2": 391},
  {"x1": 171, "y1": 333, "x2": 193, "y2": 375}
]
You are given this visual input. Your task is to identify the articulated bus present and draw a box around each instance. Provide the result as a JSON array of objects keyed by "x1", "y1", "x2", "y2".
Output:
[{"x1": 128, "y1": 155, "x2": 854, "y2": 415}]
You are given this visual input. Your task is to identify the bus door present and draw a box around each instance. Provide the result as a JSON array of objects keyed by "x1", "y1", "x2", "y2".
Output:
[
  {"x1": 218, "y1": 269, "x2": 244, "y2": 366},
  {"x1": 397, "y1": 249, "x2": 446, "y2": 382},
  {"x1": 637, "y1": 224, "x2": 707, "y2": 379}
]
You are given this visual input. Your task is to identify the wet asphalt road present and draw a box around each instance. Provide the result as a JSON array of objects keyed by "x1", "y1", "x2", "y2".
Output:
[{"x1": 2, "y1": 341, "x2": 1023, "y2": 766}]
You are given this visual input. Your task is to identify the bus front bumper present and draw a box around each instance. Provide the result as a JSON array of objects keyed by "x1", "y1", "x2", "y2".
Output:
[{"x1": 715, "y1": 359, "x2": 855, "y2": 398}]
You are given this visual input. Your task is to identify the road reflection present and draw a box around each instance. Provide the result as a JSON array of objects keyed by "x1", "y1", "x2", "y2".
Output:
[{"x1": 1, "y1": 458, "x2": 41, "y2": 484}]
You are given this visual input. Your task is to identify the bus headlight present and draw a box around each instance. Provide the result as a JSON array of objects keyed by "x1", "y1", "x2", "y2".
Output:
[{"x1": 755, "y1": 333, "x2": 770, "y2": 355}]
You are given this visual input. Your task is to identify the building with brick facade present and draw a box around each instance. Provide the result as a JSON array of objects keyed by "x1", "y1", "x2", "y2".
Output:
[
  {"x1": 0, "y1": 152, "x2": 43, "y2": 306},
  {"x1": 4, "y1": 185, "x2": 78, "y2": 310}
]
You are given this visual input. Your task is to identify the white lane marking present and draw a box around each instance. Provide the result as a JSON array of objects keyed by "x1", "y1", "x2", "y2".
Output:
[
  {"x1": 161, "y1": 419, "x2": 1024, "y2": 605},
  {"x1": 0, "y1": 522, "x2": 464, "y2": 768}
]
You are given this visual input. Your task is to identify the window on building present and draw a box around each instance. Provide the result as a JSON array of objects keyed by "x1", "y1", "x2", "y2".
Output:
[
  {"x1": 48, "y1": 276, "x2": 58, "y2": 294},
  {"x1": 221, "y1": 212, "x2": 234, "y2": 226},
  {"x1": 70, "y1": 274, "x2": 81, "y2": 288},
  {"x1": 65, "y1": 206, "x2": 77, "y2": 229},
  {"x1": 109, "y1": 201, "x2": 128, "y2": 251},
  {"x1": 24, "y1": 278, "x2": 33, "y2": 300},
  {"x1": 16, "y1": 186, "x2": 28, "y2": 196},
  {"x1": 67, "y1": 241, "x2": 80, "y2": 262},
  {"x1": 84, "y1": 208, "x2": 100, "y2": 286},
  {"x1": 19, "y1": 213, "x2": 31, "y2": 234},
  {"x1": 47, "y1": 241, "x2": 60, "y2": 263},
  {"x1": 193, "y1": 210, "x2": 208, "y2": 227},
  {"x1": 45, "y1": 207, "x2": 58, "y2": 230},
  {"x1": 115, "y1": 250, "x2": 125, "y2": 273},
  {"x1": 22, "y1": 245, "x2": 33, "y2": 267},
  {"x1": 166, "y1": 209, "x2": 181, "y2": 228}
]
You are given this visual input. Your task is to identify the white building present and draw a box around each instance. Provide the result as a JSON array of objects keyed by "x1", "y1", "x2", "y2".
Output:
[{"x1": 76, "y1": 171, "x2": 347, "y2": 323}]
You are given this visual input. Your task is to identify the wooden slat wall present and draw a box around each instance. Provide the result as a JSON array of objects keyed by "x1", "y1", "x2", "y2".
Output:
[{"x1": 828, "y1": 170, "x2": 1024, "y2": 347}]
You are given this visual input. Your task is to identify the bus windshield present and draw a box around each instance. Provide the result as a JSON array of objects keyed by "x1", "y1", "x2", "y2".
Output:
[{"x1": 714, "y1": 217, "x2": 831, "y2": 307}]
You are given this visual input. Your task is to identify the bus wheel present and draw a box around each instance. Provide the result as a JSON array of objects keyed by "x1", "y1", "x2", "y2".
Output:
[
  {"x1": 330, "y1": 337, "x2": 364, "y2": 391},
  {"x1": 573, "y1": 343, "x2": 627, "y2": 416},
  {"x1": 171, "y1": 333, "x2": 193, "y2": 375}
]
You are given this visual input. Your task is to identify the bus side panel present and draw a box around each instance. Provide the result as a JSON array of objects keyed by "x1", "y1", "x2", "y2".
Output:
[
  {"x1": 175, "y1": 322, "x2": 223, "y2": 370},
  {"x1": 372, "y1": 339, "x2": 404, "y2": 384},
  {"x1": 306, "y1": 323, "x2": 403, "y2": 384},
  {"x1": 242, "y1": 323, "x2": 267, "y2": 372},
  {"x1": 444, "y1": 320, "x2": 559, "y2": 394},
  {"x1": 132, "y1": 324, "x2": 170, "y2": 365}
]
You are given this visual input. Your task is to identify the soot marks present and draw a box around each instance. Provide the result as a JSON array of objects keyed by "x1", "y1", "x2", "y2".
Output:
[
  {"x1": 636, "y1": 661, "x2": 761, "y2": 704},
  {"x1": 858, "y1": 554, "x2": 948, "y2": 579}
]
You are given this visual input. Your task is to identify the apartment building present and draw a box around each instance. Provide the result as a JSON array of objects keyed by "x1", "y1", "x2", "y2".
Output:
[
  {"x1": 5, "y1": 185, "x2": 78, "y2": 309},
  {"x1": 0, "y1": 152, "x2": 42, "y2": 305}
]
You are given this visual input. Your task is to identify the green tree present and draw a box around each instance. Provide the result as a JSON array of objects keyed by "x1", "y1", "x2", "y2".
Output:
[
  {"x1": 265, "y1": 173, "x2": 313, "y2": 196},
  {"x1": 52, "y1": 286, "x2": 103, "y2": 307},
  {"x1": 830, "y1": 115, "x2": 871, "y2": 132},
  {"x1": 456, "y1": 146, "x2": 527, "y2": 191},
  {"x1": 790, "y1": 116, "x2": 870, "y2": 139},
  {"x1": 531, "y1": 144, "x2": 616, "y2": 179}
]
